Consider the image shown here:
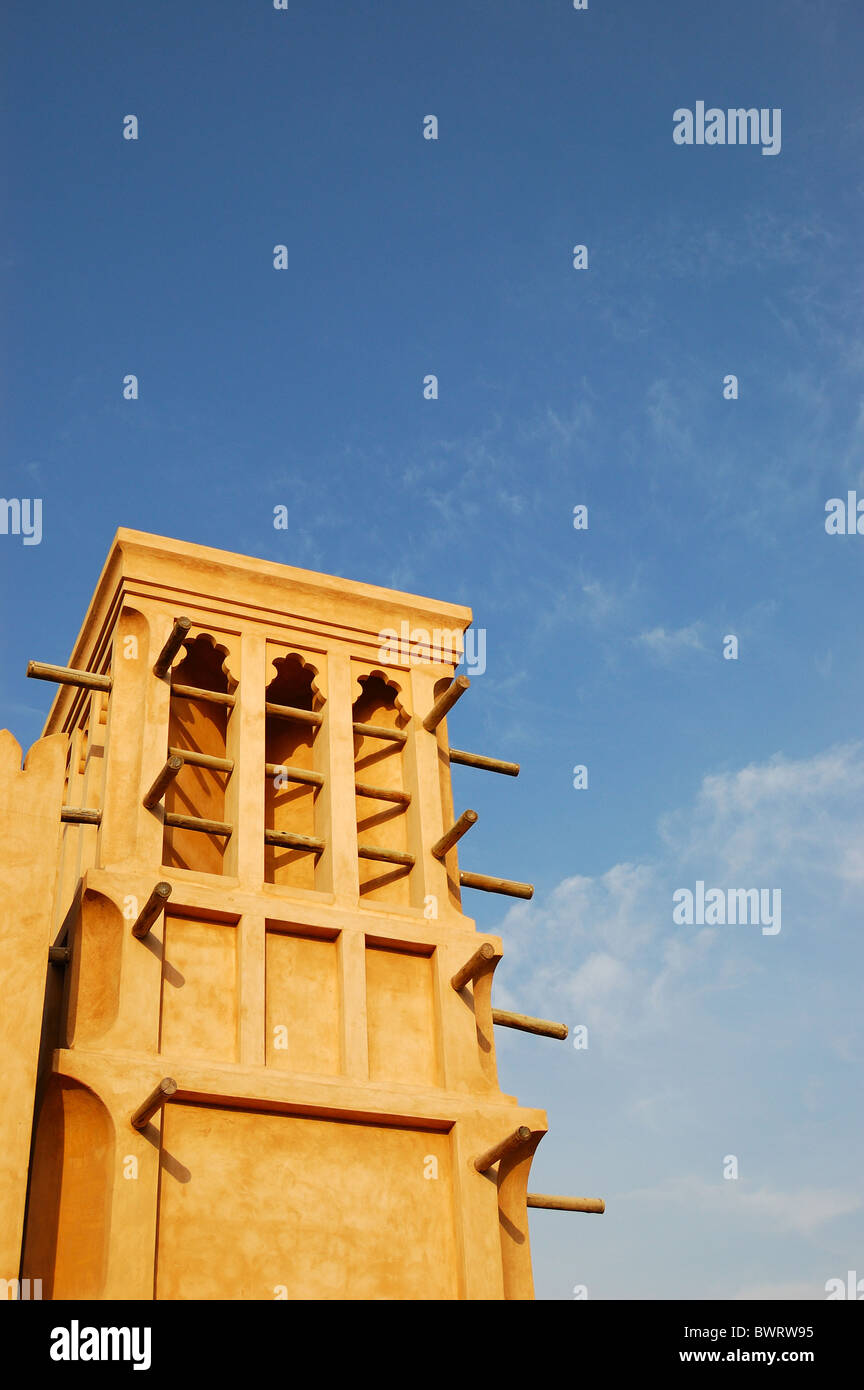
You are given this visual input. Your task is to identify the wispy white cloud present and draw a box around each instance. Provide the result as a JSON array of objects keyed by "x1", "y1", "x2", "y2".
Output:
[
  {"x1": 620, "y1": 1176, "x2": 862, "y2": 1237},
  {"x1": 635, "y1": 622, "x2": 705, "y2": 661},
  {"x1": 660, "y1": 742, "x2": 864, "y2": 886},
  {"x1": 494, "y1": 742, "x2": 864, "y2": 1049}
]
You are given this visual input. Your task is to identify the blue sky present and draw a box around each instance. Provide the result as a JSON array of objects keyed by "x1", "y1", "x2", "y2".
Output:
[{"x1": 2, "y1": 0, "x2": 862, "y2": 1299}]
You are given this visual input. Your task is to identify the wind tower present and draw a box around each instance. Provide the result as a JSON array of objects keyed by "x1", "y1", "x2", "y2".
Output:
[{"x1": 1, "y1": 529, "x2": 603, "y2": 1301}]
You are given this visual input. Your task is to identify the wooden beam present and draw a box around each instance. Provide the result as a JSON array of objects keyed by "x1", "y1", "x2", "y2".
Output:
[
  {"x1": 474, "y1": 1126, "x2": 533, "y2": 1174},
  {"x1": 27, "y1": 661, "x2": 112, "y2": 693},
  {"x1": 357, "y1": 844, "x2": 415, "y2": 867},
  {"x1": 459, "y1": 871, "x2": 533, "y2": 900},
  {"x1": 451, "y1": 942, "x2": 499, "y2": 992},
  {"x1": 264, "y1": 830, "x2": 325, "y2": 853},
  {"x1": 61, "y1": 807, "x2": 101, "y2": 826},
  {"x1": 432, "y1": 808, "x2": 478, "y2": 859},
  {"x1": 131, "y1": 1077, "x2": 178, "y2": 1131},
  {"x1": 527, "y1": 1194, "x2": 605, "y2": 1214},
  {"x1": 492, "y1": 1009, "x2": 568, "y2": 1041},
  {"x1": 264, "y1": 702, "x2": 322, "y2": 725},
  {"x1": 48, "y1": 946, "x2": 71, "y2": 964},
  {"x1": 169, "y1": 747, "x2": 233, "y2": 773},
  {"x1": 153, "y1": 618, "x2": 192, "y2": 678},
  {"x1": 449, "y1": 748, "x2": 520, "y2": 777},
  {"x1": 131, "y1": 882, "x2": 172, "y2": 940},
  {"x1": 143, "y1": 755, "x2": 183, "y2": 810},
  {"x1": 171, "y1": 683, "x2": 235, "y2": 707},
  {"x1": 422, "y1": 675, "x2": 470, "y2": 732},
  {"x1": 163, "y1": 812, "x2": 232, "y2": 837},
  {"x1": 354, "y1": 782, "x2": 410, "y2": 805},
  {"x1": 265, "y1": 764, "x2": 324, "y2": 786},
  {"x1": 352, "y1": 721, "x2": 407, "y2": 744}
]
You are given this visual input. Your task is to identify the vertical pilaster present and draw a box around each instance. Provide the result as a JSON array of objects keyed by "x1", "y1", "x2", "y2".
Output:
[
  {"x1": 137, "y1": 608, "x2": 177, "y2": 874},
  {"x1": 234, "y1": 632, "x2": 266, "y2": 888},
  {"x1": 410, "y1": 666, "x2": 459, "y2": 919},
  {"x1": 327, "y1": 653, "x2": 360, "y2": 907}
]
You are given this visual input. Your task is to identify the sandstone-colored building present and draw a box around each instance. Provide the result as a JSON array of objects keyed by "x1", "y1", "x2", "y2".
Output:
[{"x1": 1, "y1": 530, "x2": 598, "y2": 1301}]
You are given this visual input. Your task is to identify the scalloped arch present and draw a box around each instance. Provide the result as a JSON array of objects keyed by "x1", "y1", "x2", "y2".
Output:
[
  {"x1": 350, "y1": 668, "x2": 409, "y2": 720},
  {"x1": 266, "y1": 651, "x2": 325, "y2": 708},
  {"x1": 174, "y1": 632, "x2": 238, "y2": 692}
]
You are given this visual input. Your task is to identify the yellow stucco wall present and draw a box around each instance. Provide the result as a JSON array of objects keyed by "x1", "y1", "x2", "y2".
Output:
[
  {"x1": 2, "y1": 531, "x2": 548, "y2": 1300},
  {"x1": 0, "y1": 730, "x2": 67, "y2": 1288}
]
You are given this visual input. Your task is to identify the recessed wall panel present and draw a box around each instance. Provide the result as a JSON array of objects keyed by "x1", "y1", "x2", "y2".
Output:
[{"x1": 156, "y1": 1105, "x2": 460, "y2": 1300}]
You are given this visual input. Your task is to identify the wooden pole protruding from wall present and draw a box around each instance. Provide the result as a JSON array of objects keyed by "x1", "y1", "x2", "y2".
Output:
[
  {"x1": 357, "y1": 844, "x2": 415, "y2": 867},
  {"x1": 264, "y1": 702, "x2": 322, "y2": 725},
  {"x1": 163, "y1": 812, "x2": 232, "y2": 837},
  {"x1": 451, "y1": 942, "x2": 500, "y2": 992},
  {"x1": 265, "y1": 764, "x2": 324, "y2": 786},
  {"x1": 27, "y1": 661, "x2": 112, "y2": 693},
  {"x1": 492, "y1": 1009, "x2": 568, "y2": 1041},
  {"x1": 169, "y1": 747, "x2": 234, "y2": 773},
  {"x1": 264, "y1": 830, "x2": 325, "y2": 854},
  {"x1": 354, "y1": 782, "x2": 411, "y2": 805},
  {"x1": 61, "y1": 807, "x2": 102, "y2": 826},
  {"x1": 131, "y1": 1077, "x2": 178, "y2": 1131},
  {"x1": 48, "y1": 946, "x2": 71, "y2": 964},
  {"x1": 352, "y1": 721, "x2": 408, "y2": 744},
  {"x1": 526, "y1": 1194, "x2": 605, "y2": 1214},
  {"x1": 459, "y1": 871, "x2": 533, "y2": 900},
  {"x1": 474, "y1": 1125, "x2": 533, "y2": 1174},
  {"x1": 153, "y1": 618, "x2": 192, "y2": 678},
  {"x1": 170, "y1": 683, "x2": 235, "y2": 708},
  {"x1": 131, "y1": 882, "x2": 172, "y2": 940},
  {"x1": 449, "y1": 748, "x2": 520, "y2": 777},
  {"x1": 422, "y1": 675, "x2": 470, "y2": 732},
  {"x1": 143, "y1": 755, "x2": 184, "y2": 810},
  {"x1": 432, "y1": 808, "x2": 478, "y2": 860}
]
